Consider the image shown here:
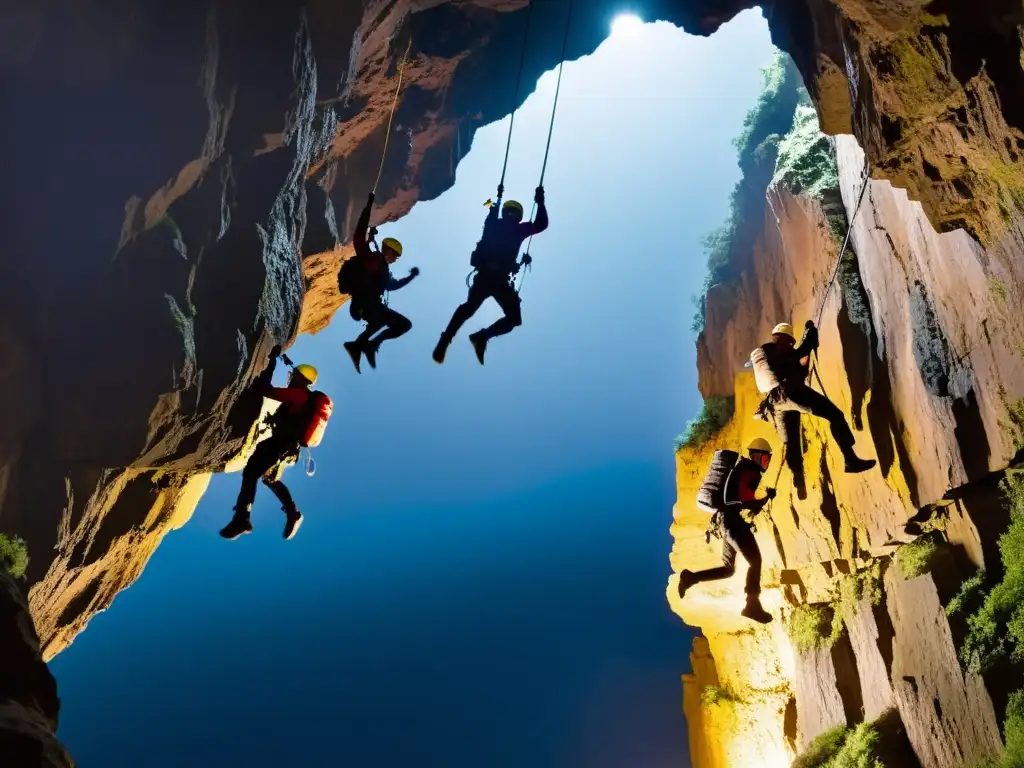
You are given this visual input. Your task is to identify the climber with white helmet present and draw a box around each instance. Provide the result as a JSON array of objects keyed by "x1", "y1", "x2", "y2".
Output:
[
  {"x1": 432, "y1": 185, "x2": 548, "y2": 365},
  {"x1": 678, "y1": 438, "x2": 777, "y2": 624},
  {"x1": 750, "y1": 320, "x2": 875, "y2": 499},
  {"x1": 337, "y1": 191, "x2": 420, "y2": 373},
  {"x1": 221, "y1": 346, "x2": 334, "y2": 542}
]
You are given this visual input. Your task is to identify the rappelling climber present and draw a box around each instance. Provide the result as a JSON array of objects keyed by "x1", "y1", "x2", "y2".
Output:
[
  {"x1": 432, "y1": 185, "x2": 548, "y2": 365},
  {"x1": 751, "y1": 320, "x2": 875, "y2": 499},
  {"x1": 220, "y1": 346, "x2": 333, "y2": 542},
  {"x1": 678, "y1": 438, "x2": 777, "y2": 624},
  {"x1": 338, "y1": 191, "x2": 420, "y2": 373}
]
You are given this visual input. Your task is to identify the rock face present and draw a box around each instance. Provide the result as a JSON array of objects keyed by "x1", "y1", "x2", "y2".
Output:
[
  {"x1": 0, "y1": 0, "x2": 1020, "y2": 758},
  {"x1": 672, "y1": 49, "x2": 1024, "y2": 768},
  {"x1": 0, "y1": 571, "x2": 74, "y2": 767}
]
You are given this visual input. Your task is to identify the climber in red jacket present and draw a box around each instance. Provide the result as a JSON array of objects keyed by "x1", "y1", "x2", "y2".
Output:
[
  {"x1": 432, "y1": 185, "x2": 548, "y2": 365},
  {"x1": 678, "y1": 438, "x2": 776, "y2": 624},
  {"x1": 339, "y1": 191, "x2": 420, "y2": 373},
  {"x1": 220, "y1": 346, "x2": 317, "y2": 542}
]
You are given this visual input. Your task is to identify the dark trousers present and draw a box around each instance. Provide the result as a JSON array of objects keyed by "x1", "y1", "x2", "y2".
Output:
[
  {"x1": 690, "y1": 511, "x2": 762, "y2": 596},
  {"x1": 772, "y1": 383, "x2": 856, "y2": 473},
  {"x1": 353, "y1": 298, "x2": 412, "y2": 346},
  {"x1": 442, "y1": 270, "x2": 522, "y2": 341},
  {"x1": 235, "y1": 435, "x2": 299, "y2": 517}
]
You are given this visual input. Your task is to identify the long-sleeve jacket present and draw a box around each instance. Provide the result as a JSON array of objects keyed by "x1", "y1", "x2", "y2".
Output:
[
  {"x1": 258, "y1": 357, "x2": 312, "y2": 441},
  {"x1": 350, "y1": 200, "x2": 411, "y2": 298},
  {"x1": 473, "y1": 201, "x2": 549, "y2": 273},
  {"x1": 723, "y1": 458, "x2": 769, "y2": 512}
]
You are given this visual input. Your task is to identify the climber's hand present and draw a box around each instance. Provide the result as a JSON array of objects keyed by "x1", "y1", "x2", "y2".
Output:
[
  {"x1": 805, "y1": 320, "x2": 816, "y2": 329},
  {"x1": 521, "y1": 254, "x2": 533, "y2": 267},
  {"x1": 765, "y1": 488, "x2": 777, "y2": 500},
  {"x1": 535, "y1": 186, "x2": 545, "y2": 204},
  {"x1": 497, "y1": 183, "x2": 504, "y2": 199},
  {"x1": 367, "y1": 191, "x2": 376, "y2": 206},
  {"x1": 270, "y1": 344, "x2": 283, "y2": 360},
  {"x1": 409, "y1": 267, "x2": 420, "y2": 278}
]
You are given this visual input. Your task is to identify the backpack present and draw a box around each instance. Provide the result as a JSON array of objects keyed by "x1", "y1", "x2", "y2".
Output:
[
  {"x1": 696, "y1": 449, "x2": 739, "y2": 514},
  {"x1": 298, "y1": 391, "x2": 333, "y2": 448},
  {"x1": 337, "y1": 255, "x2": 364, "y2": 296}
]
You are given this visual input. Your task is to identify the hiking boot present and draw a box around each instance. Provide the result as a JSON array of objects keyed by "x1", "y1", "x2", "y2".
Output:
[
  {"x1": 432, "y1": 335, "x2": 451, "y2": 365},
  {"x1": 741, "y1": 596, "x2": 773, "y2": 624},
  {"x1": 469, "y1": 331, "x2": 488, "y2": 365},
  {"x1": 343, "y1": 341, "x2": 362, "y2": 373},
  {"x1": 363, "y1": 342, "x2": 378, "y2": 370},
  {"x1": 283, "y1": 509, "x2": 303, "y2": 541},
  {"x1": 677, "y1": 569, "x2": 697, "y2": 599},
  {"x1": 220, "y1": 514, "x2": 253, "y2": 541},
  {"x1": 844, "y1": 456, "x2": 877, "y2": 474}
]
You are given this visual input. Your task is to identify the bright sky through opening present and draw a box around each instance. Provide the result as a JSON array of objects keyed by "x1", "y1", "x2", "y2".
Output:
[{"x1": 611, "y1": 13, "x2": 644, "y2": 36}]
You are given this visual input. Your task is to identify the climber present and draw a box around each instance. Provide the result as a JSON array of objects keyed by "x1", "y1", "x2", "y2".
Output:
[
  {"x1": 338, "y1": 191, "x2": 420, "y2": 373},
  {"x1": 432, "y1": 185, "x2": 548, "y2": 365},
  {"x1": 220, "y1": 346, "x2": 331, "y2": 542},
  {"x1": 751, "y1": 320, "x2": 875, "y2": 499},
  {"x1": 678, "y1": 438, "x2": 777, "y2": 624}
]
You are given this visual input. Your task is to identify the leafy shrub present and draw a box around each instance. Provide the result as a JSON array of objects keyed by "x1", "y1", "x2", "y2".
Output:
[
  {"x1": 674, "y1": 396, "x2": 735, "y2": 452},
  {"x1": 792, "y1": 717, "x2": 890, "y2": 768},
  {"x1": 701, "y1": 684, "x2": 738, "y2": 707},
  {"x1": 896, "y1": 532, "x2": 943, "y2": 579},
  {"x1": 772, "y1": 102, "x2": 839, "y2": 201},
  {"x1": 955, "y1": 473, "x2": 1024, "y2": 673},
  {"x1": 945, "y1": 569, "x2": 989, "y2": 619},
  {"x1": 789, "y1": 603, "x2": 842, "y2": 654},
  {"x1": 0, "y1": 533, "x2": 29, "y2": 579}
]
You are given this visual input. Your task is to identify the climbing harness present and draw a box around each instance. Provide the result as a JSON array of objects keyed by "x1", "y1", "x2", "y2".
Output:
[
  {"x1": 374, "y1": 41, "x2": 412, "y2": 196},
  {"x1": 517, "y1": 0, "x2": 575, "y2": 293}
]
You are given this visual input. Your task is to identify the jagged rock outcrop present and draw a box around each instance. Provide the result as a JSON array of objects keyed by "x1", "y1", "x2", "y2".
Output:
[
  {"x1": 0, "y1": 0, "x2": 1020, "y2": 703},
  {"x1": 672, "y1": 55, "x2": 1024, "y2": 766},
  {"x1": 0, "y1": 571, "x2": 74, "y2": 767}
]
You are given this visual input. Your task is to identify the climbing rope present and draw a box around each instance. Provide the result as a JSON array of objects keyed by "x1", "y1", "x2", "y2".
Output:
[
  {"x1": 373, "y1": 41, "x2": 413, "y2": 196},
  {"x1": 498, "y1": 1, "x2": 536, "y2": 198},
  {"x1": 517, "y1": 0, "x2": 575, "y2": 293}
]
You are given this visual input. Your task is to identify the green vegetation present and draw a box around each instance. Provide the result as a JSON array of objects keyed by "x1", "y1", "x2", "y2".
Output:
[
  {"x1": 991, "y1": 277, "x2": 1008, "y2": 309},
  {"x1": 946, "y1": 569, "x2": 989, "y2": 620},
  {"x1": 895, "y1": 532, "x2": 944, "y2": 579},
  {"x1": 789, "y1": 603, "x2": 843, "y2": 654},
  {"x1": 674, "y1": 396, "x2": 735, "y2": 453},
  {"x1": 793, "y1": 718, "x2": 891, "y2": 768},
  {"x1": 949, "y1": 473, "x2": 1024, "y2": 674},
  {"x1": 772, "y1": 102, "x2": 839, "y2": 201},
  {"x1": 0, "y1": 533, "x2": 29, "y2": 579},
  {"x1": 998, "y1": 396, "x2": 1024, "y2": 451},
  {"x1": 691, "y1": 52, "x2": 804, "y2": 333},
  {"x1": 701, "y1": 684, "x2": 739, "y2": 708}
]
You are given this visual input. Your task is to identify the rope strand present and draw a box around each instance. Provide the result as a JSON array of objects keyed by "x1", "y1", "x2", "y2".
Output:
[
  {"x1": 373, "y1": 40, "x2": 412, "y2": 195},
  {"x1": 499, "y1": 2, "x2": 535, "y2": 195}
]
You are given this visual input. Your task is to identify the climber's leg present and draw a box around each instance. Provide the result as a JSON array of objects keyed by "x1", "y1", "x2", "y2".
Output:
[
  {"x1": 780, "y1": 384, "x2": 876, "y2": 473},
  {"x1": 775, "y1": 410, "x2": 806, "y2": 499},
  {"x1": 221, "y1": 439, "x2": 282, "y2": 539},
  {"x1": 434, "y1": 277, "x2": 489, "y2": 364}
]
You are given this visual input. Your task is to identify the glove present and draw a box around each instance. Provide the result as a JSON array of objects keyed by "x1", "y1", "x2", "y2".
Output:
[
  {"x1": 521, "y1": 254, "x2": 533, "y2": 267},
  {"x1": 534, "y1": 186, "x2": 545, "y2": 204},
  {"x1": 409, "y1": 267, "x2": 420, "y2": 278},
  {"x1": 800, "y1": 324, "x2": 820, "y2": 352},
  {"x1": 367, "y1": 191, "x2": 376, "y2": 205},
  {"x1": 270, "y1": 344, "x2": 283, "y2": 360},
  {"x1": 765, "y1": 488, "x2": 777, "y2": 500}
]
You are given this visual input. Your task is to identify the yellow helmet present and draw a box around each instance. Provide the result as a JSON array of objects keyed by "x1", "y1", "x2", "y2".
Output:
[
  {"x1": 502, "y1": 200, "x2": 524, "y2": 216},
  {"x1": 380, "y1": 237, "x2": 403, "y2": 257},
  {"x1": 772, "y1": 322, "x2": 795, "y2": 340},
  {"x1": 293, "y1": 364, "x2": 318, "y2": 386},
  {"x1": 748, "y1": 437, "x2": 772, "y2": 455}
]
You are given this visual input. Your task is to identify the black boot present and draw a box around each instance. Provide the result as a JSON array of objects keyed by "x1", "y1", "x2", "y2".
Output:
[
  {"x1": 741, "y1": 595, "x2": 772, "y2": 624},
  {"x1": 677, "y1": 569, "x2": 697, "y2": 599},
  {"x1": 283, "y1": 508, "x2": 303, "y2": 540},
  {"x1": 432, "y1": 333, "x2": 452, "y2": 364},
  {"x1": 469, "y1": 331, "x2": 488, "y2": 365},
  {"x1": 844, "y1": 455, "x2": 877, "y2": 474},
  {"x1": 344, "y1": 341, "x2": 362, "y2": 373},
  {"x1": 220, "y1": 507, "x2": 254, "y2": 540},
  {"x1": 363, "y1": 340, "x2": 379, "y2": 370}
]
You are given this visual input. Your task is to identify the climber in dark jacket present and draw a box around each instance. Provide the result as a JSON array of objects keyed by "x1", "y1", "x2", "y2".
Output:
[
  {"x1": 342, "y1": 191, "x2": 420, "y2": 373},
  {"x1": 678, "y1": 438, "x2": 776, "y2": 624},
  {"x1": 752, "y1": 321, "x2": 875, "y2": 499},
  {"x1": 220, "y1": 346, "x2": 315, "y2": 542},
  {"x1": 432, "y1": 185, "x2": 548, "y2": 365}
]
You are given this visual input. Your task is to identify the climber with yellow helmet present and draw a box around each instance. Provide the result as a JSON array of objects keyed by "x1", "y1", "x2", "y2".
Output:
[
  {"x1": 750, "y1": 319, "x2": 875, "y2": 499},
  {"x1": 432, "y1": 185, "x2": 548, "y2": 365},
  {"x1": 337, "y1": 191, "x2": 420, "y2": 373},
  {"x1": 678, "y1": 438, "x2": 777, "y2": 624},
  {"x1": 221, "y1": 346, "x2": 333, "y2": 542}
]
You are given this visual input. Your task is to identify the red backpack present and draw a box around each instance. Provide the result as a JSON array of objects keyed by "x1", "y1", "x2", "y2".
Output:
[{"x1": 298, "y1": 391, "x2": 333, "y2": 448}]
